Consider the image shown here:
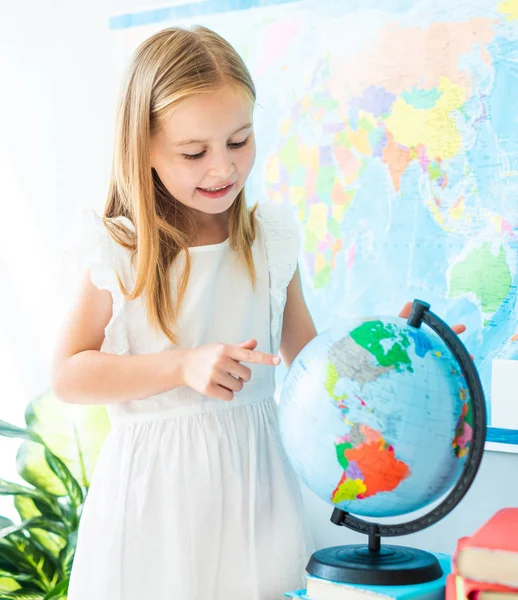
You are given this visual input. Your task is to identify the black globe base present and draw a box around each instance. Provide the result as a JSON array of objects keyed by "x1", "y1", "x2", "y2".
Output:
[{"x1": 306, "y1": 544, "x2": 443, "y2": 586}]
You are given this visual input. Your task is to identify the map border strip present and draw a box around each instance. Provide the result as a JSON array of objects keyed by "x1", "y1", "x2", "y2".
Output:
[
  {"x1": 109, "y1": 0, "x2": 300, "y2": 30},
  {"x1": 486, "y1": 427, "x2": 518, "y2": 452}
]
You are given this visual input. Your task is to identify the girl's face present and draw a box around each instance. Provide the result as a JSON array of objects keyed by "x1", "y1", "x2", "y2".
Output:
[{"x1": 150, "y1": 85, "x2": 256, "y2": 219}]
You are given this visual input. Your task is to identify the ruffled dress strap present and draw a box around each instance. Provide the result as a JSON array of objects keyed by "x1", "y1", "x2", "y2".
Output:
[
  {"x1": 255, "y1": 203, "x2": 301, "y2": 355},
  {"x1": 66, "y1": 209, "x2": 131, "y2": 356}
]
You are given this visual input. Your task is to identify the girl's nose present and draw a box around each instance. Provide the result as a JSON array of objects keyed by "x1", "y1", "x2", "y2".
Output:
[{"x1": 208, "y1": 149, "x2": 235, "y2": 179}]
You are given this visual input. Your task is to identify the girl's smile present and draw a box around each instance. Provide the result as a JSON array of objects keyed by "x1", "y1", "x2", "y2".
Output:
[{"x1": 196, "y1": 181, "x2": 235, "y2": 198}]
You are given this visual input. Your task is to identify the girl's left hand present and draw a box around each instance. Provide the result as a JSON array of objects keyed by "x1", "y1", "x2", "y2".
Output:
[{"x1": 398, "y1": 301, "x2": 466, "y2": 336}]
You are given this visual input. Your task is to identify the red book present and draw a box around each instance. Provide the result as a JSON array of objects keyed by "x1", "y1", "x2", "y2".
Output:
[
  {"x1": 447, "y1": 574, "x2": 518, "y2": 600},
  {"x1": 446, "y1": 574, "x2": 457, "y2": 600},
  {"x1": 453, "y1": 509, "x2": 518, "y2": 588}
]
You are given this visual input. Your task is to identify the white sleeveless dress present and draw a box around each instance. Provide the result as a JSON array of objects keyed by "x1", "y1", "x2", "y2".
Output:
[{"x1": 67, "y1": 203, "x2": 314, "y2": 600}]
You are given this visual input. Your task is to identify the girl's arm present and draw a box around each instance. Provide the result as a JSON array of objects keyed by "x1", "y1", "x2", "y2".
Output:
[
  {"x1": 51, "y1": 270, "x2": 190, "y2": 405},
  {"x1": 52, "y1": 270, "x2": 280, "y2": 405},
  {"x1": 279, "y1": 267, "x2": 317, "y2": 368}
]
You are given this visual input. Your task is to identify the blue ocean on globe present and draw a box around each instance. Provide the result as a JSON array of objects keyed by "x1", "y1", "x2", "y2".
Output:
[{"x1": 279, "y1": 316, "x2": 473, "y2": 518}]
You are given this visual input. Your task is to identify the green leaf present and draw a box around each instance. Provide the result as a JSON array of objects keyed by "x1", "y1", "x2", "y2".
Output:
[
  {"x1": 0, "y1": 423, "x2": 43, "y2": 445},
  {"x1": 44, "y1": 450, "x2": 83, "y2": 508},
  {"x1": 0, "y1": 480, "x2": 62, "y2": 521},
  {"x1": 58, "y1": 532, "x2": 76, "y2": 578},
  {"x1": 0, "y1": 518, "x2": 13, "y2": 529},
  {"x1": 0, "y1": 542, "x2": 40, "y2": 579},
  {"x1": 42, "y1": 579, "x2": 68, "y2": 600},
  {"x1": 0, "y1": 540, "x2": 21, "y2": 572},
  {"x1": 0, "y1": 586, "x2": 18, "y2": 596},
  {"x1": 23, "y1": 391, "x2": 109, "y2": 489},
  {"x1": 0, "y1": 518, "x2": 68, "y2": 542},
  {"x1": 13, "y1": 498, "x2": 65, "y2": 558},
  {"x1": 17, "y1": 446, "x2": 84, "y2": 531},
  {"x1": 14, "y1": 497, "x2": 39, "y2": 522},
  {"x1": 29, "y1": 501, "x2": 62, "y2": 525},
  {"x1": 0, "y1": 569, "x2": 21, "y2": 591},
  {"x1": 0, "y1": 577, "x2": 20, "y2": 594},
  {"x1": 0, "y1": 591, "x2": 45, "y2": 599},
  {"x1": 16, "y1": 445, "x2": 66, "y2": 498},
  {"x1": 0, "y1": 572, "x2": 25, "y2": 592},
  {"x1": 0, "y1": 576, "x2": 42, "y2": 595},
  {"x1": 5, "y1": 535, "x2": 60, "y2": 590},
  {"x1": 0, "y1": 572, "x2": 35, "y2": 583},
  {"x1": 0, "y1": 522, "x2": 31, "y2": 540}
]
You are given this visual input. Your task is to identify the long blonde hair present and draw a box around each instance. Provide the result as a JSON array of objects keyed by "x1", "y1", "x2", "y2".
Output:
[{"x1": 104, "y1": 26, "x2": 257, "y2": 344}]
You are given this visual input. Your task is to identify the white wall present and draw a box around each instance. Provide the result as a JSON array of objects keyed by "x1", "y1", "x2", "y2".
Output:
[
  {"x1": 0, "y1": 0, "x2": 113, "y2": 517},
  {"x1": 0, "y1": 0, "x2": 517, "y2": 554}
]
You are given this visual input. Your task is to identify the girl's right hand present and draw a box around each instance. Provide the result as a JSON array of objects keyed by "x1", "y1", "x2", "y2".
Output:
[{"x1": 181, "y1": 339, "x2": 280, "y2": 401}]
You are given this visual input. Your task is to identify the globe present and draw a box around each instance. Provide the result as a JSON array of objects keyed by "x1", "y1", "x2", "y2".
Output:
[
  {"x1": 279, "y1": 301, "x2": 486, "y2": 585},
  {"x1": 280, "y1": 315, "x2": 471, "y2": 517}
]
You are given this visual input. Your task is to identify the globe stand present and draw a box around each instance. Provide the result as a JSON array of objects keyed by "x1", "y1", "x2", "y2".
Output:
[
  {"x1": 306, "y1": 300, "x2": 487, "y2": 586},
  {"x1": 307, "y1": 512, "x2": 443, "y2": 585}
]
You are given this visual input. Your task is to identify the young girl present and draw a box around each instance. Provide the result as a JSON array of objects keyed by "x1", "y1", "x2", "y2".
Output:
[
  {"x1": 52, "y1": 25, "x2": 316, "y2": 600},
  {"x1": 52, "y1": 25, "x2": 466, "y2": 600}
]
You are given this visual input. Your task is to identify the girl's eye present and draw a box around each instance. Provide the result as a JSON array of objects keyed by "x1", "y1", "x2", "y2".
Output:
[
  {"x1": 182, "y1": 137, "x2": 249, "y2": 160},
  {"x1": 183, "y1": 150, "x2": 206, "y2": 160},
  {"x1": 228, "y1": 137, "x2": 249, "y2": 150}
]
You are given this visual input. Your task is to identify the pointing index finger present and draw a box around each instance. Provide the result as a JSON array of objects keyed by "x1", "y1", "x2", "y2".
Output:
[{"x1": 233, "y1": 346, "x2": 281, "y2": 366}]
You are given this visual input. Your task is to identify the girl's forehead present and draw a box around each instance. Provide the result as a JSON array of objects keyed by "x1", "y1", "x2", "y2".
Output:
[{"x1": 162, "y1": 85, "x2": 254, "y2": 144}]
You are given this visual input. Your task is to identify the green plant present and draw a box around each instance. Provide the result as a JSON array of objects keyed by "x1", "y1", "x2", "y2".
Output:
[{"x1": 0, "y1": 392, "x2": 109, "y2": 599}]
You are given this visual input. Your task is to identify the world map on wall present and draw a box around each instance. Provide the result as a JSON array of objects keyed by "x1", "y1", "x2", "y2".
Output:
[{"x1": 111, "y1": 0, "x2": 518, "y2": 444}]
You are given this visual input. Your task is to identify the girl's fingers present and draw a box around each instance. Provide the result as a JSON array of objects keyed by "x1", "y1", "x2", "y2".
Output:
[
  {"x1": 238, "y1": 339, "x2": 258, "y2": 350},
  {"x1": 452, "y1": 324, "x2": 466, "y2": 335},
  {"x1": 398, "y1": 302, "x2": 413, "y2": 319},
  {"x1": 218, "y1": 371, "x2": 244, "y2": 393},
  {"x1": 224, "y1": 359, "x2": 251, "y2": 382},
  {"x1": 232, "y1": 346, "x2": 280, "y2": 366},
  {"x1": 206, "y1": 383, "x2": 234, "y2": 402}
]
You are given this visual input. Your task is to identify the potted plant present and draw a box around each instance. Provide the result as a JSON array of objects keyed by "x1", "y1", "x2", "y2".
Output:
[{"x1": 0, "y1": 392, "x2": 109, "y2": 599}]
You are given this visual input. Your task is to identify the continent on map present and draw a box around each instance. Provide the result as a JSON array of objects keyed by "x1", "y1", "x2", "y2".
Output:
[
  {"x1": 350, "y1": 320, "x2": 414, "y2": 373},
  {"x1": 332, "y1": 424, "x2": 410, "y2": 503},
  {"x1": 448, "y1": 243, "x2": 512, "y2": 321},
  {"x1": 327, "y1": 335, "x2": 392, "y2": 389}
]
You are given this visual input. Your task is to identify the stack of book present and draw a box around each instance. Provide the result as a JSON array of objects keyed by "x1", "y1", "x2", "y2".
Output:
[
  {"x1": 447, "y1": 508, "x2": 518, "y2": 600},
  {"x1": 285, "y1": 552, "x2": 451, "y2": 599}
]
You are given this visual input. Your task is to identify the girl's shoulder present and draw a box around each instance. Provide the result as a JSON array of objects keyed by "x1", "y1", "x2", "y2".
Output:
[
  {"x1": 254, "y1": 202, "x2": 300, "y2": 249},
  {"x1": 253, "y1": 202, "x2": 302, "y2": 353},
  {"x1": 64, "y1": 208, "x2": 135, "y2": 293},
  {"x1": 254, "y1": 201, "x2": 301, "y2": 283},
  {"x1": 62, "y1": 209, "x2": 136, "y2": 354},
  {"x1": 75, "y1": 208, "x2": 134, "y2": 262}
]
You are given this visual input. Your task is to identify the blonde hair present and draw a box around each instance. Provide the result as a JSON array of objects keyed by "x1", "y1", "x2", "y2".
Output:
[{"x1": 103, "y1": 26, "x2": 257, "y2": 344}]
